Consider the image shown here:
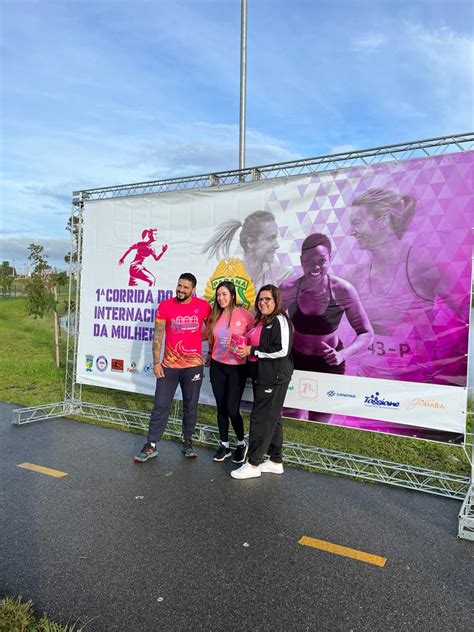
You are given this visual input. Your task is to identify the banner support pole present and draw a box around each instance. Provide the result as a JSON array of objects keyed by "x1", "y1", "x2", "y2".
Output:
[
  {"x1": 457, "y1": 240, "x2": 474, "y2": 540},
  {"x1": 239, "y1": 0, "x2": 248, "y2": 172}
]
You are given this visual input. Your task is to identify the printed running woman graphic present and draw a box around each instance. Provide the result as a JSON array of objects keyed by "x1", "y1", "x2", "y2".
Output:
[{"x1": 118, "y1": 228, "x2": 168, "y2": 287}]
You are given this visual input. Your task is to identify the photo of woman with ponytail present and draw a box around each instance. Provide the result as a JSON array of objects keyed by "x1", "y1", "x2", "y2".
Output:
[
  {"x1": 202, "y1": 210, "x2": 292, "y2": 291},
  {"x1": 348, "y1": 188, "x2": 469, "y2": 385}
]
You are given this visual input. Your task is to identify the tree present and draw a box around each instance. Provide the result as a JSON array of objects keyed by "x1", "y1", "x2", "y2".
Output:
[
  {"x1": 25, "y1": 244, "x2": 63, "y2": 367},
  {"x1": 0, "y1": 261, "x2": 15, "y2": 296},
  {"x1": 54, "y1": 270, "x2": 68, "y2": 289},
  {"x1": 26, "y1": 244, "x2": 55, "y2": 318}
]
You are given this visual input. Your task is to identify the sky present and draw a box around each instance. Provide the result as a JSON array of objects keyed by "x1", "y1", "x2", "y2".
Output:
[{"x1": 1, "y1": 0, "x2": 473, "y2": 271}]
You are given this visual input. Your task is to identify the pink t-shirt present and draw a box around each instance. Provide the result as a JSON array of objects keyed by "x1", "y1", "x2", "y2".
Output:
[
  {"x1": 246, "y1": 322, "x2": 263, "y2": 362},
  {"x1": 211, "y1": 307, "x2": 254, "y2": 365},
  {"x1": 155, "y1": 296, "x2": 211, "y2": 368}
]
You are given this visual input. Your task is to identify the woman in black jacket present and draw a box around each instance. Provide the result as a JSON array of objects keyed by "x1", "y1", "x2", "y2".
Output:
[{"x1": 231, "y1": 284, "x2": 294, "y2": 480}]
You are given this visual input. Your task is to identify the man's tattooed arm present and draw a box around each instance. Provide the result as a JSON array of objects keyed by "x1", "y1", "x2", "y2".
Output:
[{"x1": 152, "y1": 319, "x2": 166, "y2": 378}]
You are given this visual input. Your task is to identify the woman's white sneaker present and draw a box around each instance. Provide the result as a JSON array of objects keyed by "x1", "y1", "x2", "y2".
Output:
[
  {"x1": 260, "y1": 460, "x2": 284, "y2": 474},
  {"x1": 230, "y1": 463, "x2": 261, "y2": 479}
]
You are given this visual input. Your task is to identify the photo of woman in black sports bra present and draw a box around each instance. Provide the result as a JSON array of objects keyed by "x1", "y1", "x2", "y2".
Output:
[{"x1": 281, "y1": 233, "x2": 373, "y2": 374}]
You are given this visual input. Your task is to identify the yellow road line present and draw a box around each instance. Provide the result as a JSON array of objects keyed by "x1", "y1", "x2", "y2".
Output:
[
  {"x1": 298, "y1": 536, "x2": 387, "y2": 567},
  {"x1": 17, "y1": 462, "x2": 68, "y2": 478}
]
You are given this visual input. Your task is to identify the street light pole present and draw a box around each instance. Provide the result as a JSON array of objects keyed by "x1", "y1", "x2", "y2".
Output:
[{"x1": 239, "y1": 0, "x2": 247, "y2": 172}]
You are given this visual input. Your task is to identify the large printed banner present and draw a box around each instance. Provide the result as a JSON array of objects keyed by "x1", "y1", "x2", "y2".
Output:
[{"x1": 76, "y1": 152, "x2": 473, "y2": 438}]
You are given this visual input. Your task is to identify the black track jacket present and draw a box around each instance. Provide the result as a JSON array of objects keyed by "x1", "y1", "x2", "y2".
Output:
[{"x1": 250, "y1": 314, "x2": 294, "y2": 385}]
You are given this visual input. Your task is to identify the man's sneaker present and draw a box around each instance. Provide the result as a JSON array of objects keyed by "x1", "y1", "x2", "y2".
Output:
[
  {"x1": 230, "y1": 462, "x2": 261, "y2": 479},
  {"x1": 213, "y1": 445, "x2": 232, "y2": 462},
  {"x1": 133, "y1": 442, "x2": 158, "y2": 463},
  {"x1": 182, "y1": 440, "x2": 197, "y2": 458},
  {"x1": 260, "y1": 460, "x2": 284, "y2": 474},
  {"x1": 232, "y1": 443, "x2": 248, "y2": 464}
]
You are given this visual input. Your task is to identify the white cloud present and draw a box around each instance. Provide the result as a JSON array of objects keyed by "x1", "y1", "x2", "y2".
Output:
[
  {"x1": 401, "y1": 21, "x2": 474, "y2": 130},
  {"x1": 351, "y1": 34, "x2": 386, "y2": 53},
  {"x1": 1, "y1": 120, "x2": 298, "y2": 243},
  {"x1": 141, "y1": 124, "x2": 298, "y2": 178}
]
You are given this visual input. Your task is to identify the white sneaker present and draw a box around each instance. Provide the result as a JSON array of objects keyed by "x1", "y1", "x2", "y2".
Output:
[
  {"x1": 230, "y1": 462, "x2": 261, "y2": 479},
  {"x1": 260, "y1": 460, "x2": 284, "y2": 474}
]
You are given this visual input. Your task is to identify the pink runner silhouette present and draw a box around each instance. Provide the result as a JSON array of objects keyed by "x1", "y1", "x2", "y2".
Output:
[{"x1": 119, "y1": 228, "x2": 168, "y2": 287}]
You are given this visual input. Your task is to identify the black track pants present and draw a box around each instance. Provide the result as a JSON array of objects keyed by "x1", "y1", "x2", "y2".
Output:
[{"x1": 247, "y1": 381, "x2": 289, "y2": 465}]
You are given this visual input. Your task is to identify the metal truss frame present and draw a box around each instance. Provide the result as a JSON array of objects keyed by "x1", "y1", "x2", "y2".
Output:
[
  {"x1": 74, "y1": 133, "x2": 474, "y2": 201},
  {"x1": 12, "y1": 133, "x2": 474, "y2": 538},
  {"x1": 458, "y1": 479, "x2": 474, "y2": 540}
]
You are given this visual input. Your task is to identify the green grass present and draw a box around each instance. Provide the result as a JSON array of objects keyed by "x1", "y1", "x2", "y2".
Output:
[
  {"x1": 0, "y1": 596, "x2": 84, "y2": 632},
  {"x1": 0, "y1": 298, "x2": 66, "y2": 406},
  {"x1": 0, "y1": 297, "x2": 471, "y2": 475}
]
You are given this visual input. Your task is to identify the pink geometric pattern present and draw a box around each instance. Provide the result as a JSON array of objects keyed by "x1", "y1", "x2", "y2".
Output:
[
  {"x1": 265, "y1": 152, "x2": 473, "y2": 388},
  {"x1": 261, "y1": 152, "x2": 473, "y2": 437}
]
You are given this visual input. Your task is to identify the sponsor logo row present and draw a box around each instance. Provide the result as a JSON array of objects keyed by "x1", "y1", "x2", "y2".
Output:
[
  {"x1": 85, "y1": 354, "x2": 154, "y2": 376},
  {"x1": 291, "y1": 378, "x2": 445, "y2": 413},
  {"x1": 84, "y1": 355, "x2": 446, "y2": 413}
]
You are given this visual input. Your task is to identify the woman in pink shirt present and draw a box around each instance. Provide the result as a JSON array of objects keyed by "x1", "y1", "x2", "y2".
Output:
[{"x1": 206, "y1": 281, "x2": 254, "y2": 463}]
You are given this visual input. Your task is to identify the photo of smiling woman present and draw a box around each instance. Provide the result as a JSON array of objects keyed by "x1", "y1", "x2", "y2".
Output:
[
  {"x1": 206, "y1": 281, "x2": 254, "y2": 464},
  {"x1": 348, "y1": 188, "x2": 469, "y2": 385},
  {"x1": 281, "y1": 233, "x2": 373, "y2": 374}
]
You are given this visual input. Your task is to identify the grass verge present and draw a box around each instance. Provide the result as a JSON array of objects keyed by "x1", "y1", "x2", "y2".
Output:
[
  {"x1": 0, "y1": 297, "x2": 471, "y2": 475},
  {"x1": 0, "y1": 596, "x2": 84, "y2": 631}
]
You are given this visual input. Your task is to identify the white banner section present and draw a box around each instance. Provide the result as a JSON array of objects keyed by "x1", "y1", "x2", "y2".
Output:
[{"x1": 282, "y1": 371, "x2": 465, "y2": 434}]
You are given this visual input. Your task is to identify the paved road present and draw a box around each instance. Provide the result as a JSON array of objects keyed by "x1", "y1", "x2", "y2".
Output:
[{"x1": 0, "y1": 402, "x2": 472, "y2": 631}]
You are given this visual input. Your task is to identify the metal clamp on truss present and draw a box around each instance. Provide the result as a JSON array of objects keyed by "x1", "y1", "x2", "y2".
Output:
[{"x1": 458, "y1": 485, "x2": 474, "y2": 540}]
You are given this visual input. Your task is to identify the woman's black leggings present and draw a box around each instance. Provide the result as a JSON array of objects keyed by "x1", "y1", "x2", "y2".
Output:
[{"x1": 209, "y1": 359, "x2": 247, "y2": 442}]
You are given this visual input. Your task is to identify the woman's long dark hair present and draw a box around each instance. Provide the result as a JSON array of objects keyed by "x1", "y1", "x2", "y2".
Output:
[
  {"x1": 207, "y1": 281, "x2": 237, "y2": 349},
  {"x1": 201, "y1": 210, "x2": 275, "y2": 259},
  {"x1": 254, "y1": 284, "x2": 289, "y2": 326}
]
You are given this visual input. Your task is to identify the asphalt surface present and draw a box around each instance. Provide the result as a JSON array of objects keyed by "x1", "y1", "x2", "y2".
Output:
[{"x1": 0, "y1": 402, "x2": 472, "y2": 632}]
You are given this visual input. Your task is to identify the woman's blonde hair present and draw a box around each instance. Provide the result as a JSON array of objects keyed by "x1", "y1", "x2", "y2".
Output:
[{"x1": 352, "y1": 188, "x2": 416, "y2": 239}]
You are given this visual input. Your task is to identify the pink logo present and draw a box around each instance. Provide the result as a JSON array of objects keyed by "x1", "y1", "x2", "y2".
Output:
[
  {"x1": 118, "y1": 228, "x2": 168, "y2": 287},
  {"x1": 299, "y1": 378, "x2": 318, "y2": 399}
]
